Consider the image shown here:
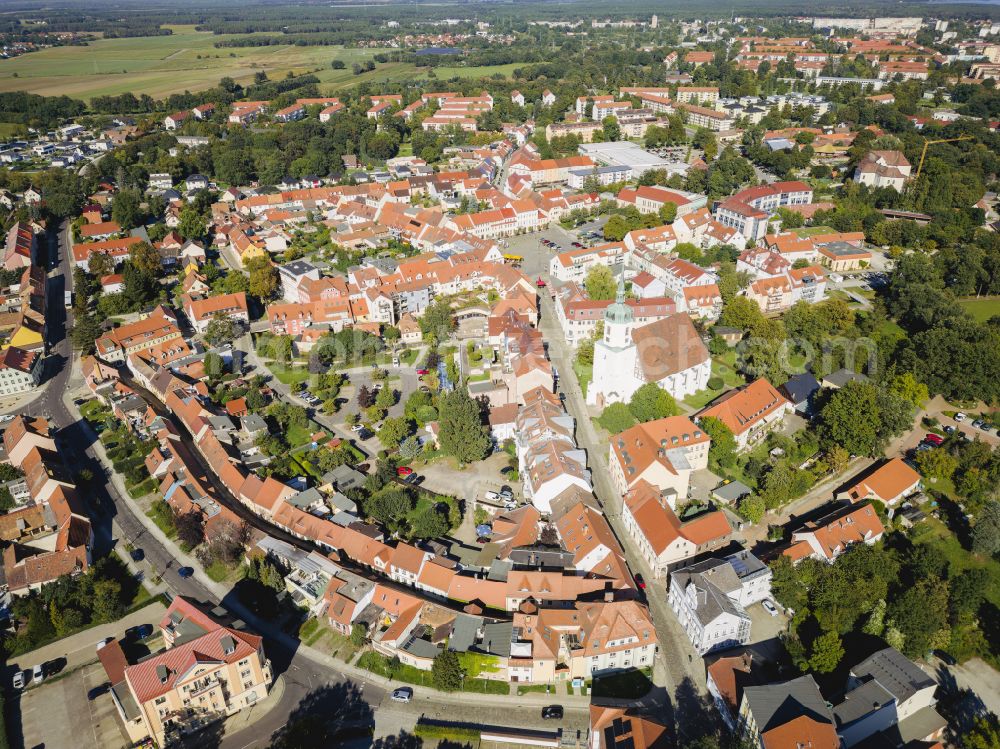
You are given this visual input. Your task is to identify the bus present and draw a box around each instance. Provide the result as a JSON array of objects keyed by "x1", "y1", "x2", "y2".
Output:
[{"x1": 502, "y1": 254, "x2": 524, "y2": 264}]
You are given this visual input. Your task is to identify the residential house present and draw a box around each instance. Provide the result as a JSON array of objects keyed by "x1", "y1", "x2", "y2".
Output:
[
  {"x1": 697, "y1": 380, "x2": 791, "y2": 451},
  {"x1": 784, "y1": 504, "x2": 885, "y2": 564}
]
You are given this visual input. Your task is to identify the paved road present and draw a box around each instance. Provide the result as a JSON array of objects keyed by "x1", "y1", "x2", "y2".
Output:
[{"x1": 536, "y1": 286, "x2": 706, "y2": 723}]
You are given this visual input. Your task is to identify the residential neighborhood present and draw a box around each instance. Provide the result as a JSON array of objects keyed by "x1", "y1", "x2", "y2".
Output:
[{"x1": 0, "y1": 6, "x2": 998, "y2": 749}]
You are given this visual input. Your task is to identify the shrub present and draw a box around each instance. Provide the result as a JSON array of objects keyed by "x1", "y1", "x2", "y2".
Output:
[{"x1": 707, "y1": 376, "x2": 724, "y2": 390}]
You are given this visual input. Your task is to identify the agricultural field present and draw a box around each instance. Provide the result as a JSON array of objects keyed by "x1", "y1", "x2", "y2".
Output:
[{"x1": 0, "y1": 25, "x2": 399, "y2": 101}]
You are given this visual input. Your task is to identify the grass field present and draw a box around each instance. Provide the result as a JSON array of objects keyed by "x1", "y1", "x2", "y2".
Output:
[
  {"x1": 0, "y1": 25, "x2": 400, "y2": 101},
  {"x1": 958, "y1": 296, "x2": 1000, "y2": 323}
]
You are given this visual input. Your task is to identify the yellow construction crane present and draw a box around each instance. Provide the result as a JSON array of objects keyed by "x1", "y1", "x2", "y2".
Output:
[{"x1": 915, "y1": 135, "x2": 974, "y2": 178}]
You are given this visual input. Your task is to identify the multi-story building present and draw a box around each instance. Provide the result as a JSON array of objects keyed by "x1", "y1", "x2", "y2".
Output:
[
  {"x1": 621, "y1": 480, "x2": 731, "y2": 578},
  {"x1": 100, "y1": 597, "x2": 272, "y2": 747},
  {"x1": 94, "y1": 306, "x2": 183, "y2": 362},
  {"x1": 667, "y1": 552, "x2": 772, "y2": 654}
]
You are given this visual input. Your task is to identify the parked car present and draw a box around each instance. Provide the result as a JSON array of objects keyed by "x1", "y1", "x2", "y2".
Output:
[
  {"x1": 32, "y1": 664, "x2": 44, "y2": 684},
  {"x1": 130, "y1": 548, "x2": 144, "y2": 562},
  {"x1": 542, "y1": 705, "x2": 564, "y2": 720},
  {"x1": 416, "y1": 368, "x2": 430, "y2": 375},
  {"x1": 126, "y1": 624, "x2": 153, "y2": 640},
  {"x1": 484, "y1": 490, "x2": 500, "y2": 502},
  {"x1": 12, "y1": 671, "x2": 24, "y2": 690},
  {"x1": 923, "y1": 433, "x2": 944, "y2": 446},
  {"x1": 391, "y1": 687, "x2": 413, "y2": 703},
  {"x1": 955, "y1": 412, "x2": 967, "y2": 422},
  {"x1": 177, "y1": 567, "x2": 194, "y2": 579},
  {"x1": 762, "y1": 600, "x2": 778, "y2": 617},
  {"x1": 96, "y1": 637, "x2": 113, "y2": 651},
  {"x1": 972, "y1": 419, "x2": 984, "y2": 429},
  {"x1": 396, "y1": 466, "x2": 413, "y2": 477},
  {"x1": 944, "y1": 425, "x2": 956, "y2": 434},
  {"x1": 351, "y1": 424, "x2": 364, "y2": 432},
  {"x1": 634, "y1": 573, "x2": 646, "y2": 590},
  {"x1": 536, "y1": 278, "x2": 547, "y2": 288}
]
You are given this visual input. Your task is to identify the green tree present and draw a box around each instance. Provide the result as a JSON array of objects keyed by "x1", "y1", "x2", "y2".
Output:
[
  {"x1": 246, "y1": 256, "x2": 279, "y2": 300},
  {"x1": 818, "y1": 381, "x2": 913, "y2": 458},
  {"x1": 658, "y1": 202, "x2": 677, "y2": 224},
  {"x1": 964, "y1": 714, "x2": 1000, "y2": 749},
  {"x1": 862, "y1": 599, "x2": 887, "y2": 636},
  {"x1": 628, "y1": 383, "x2": 679, "y2": 423},
  {"x1": 808, "y1": 631, "x2": 844, "y2": 674},
  {"x1": 888, "y1": 577, "x2": 949, "y2": 657},
  {"x1": 972, "y1": 501, "x2": 1000, "y2": 557},
  {"x1": 409, "y1": 504, "x2": 450, "y2": 539},
  {"x1": 431, "y1": 649, "x2": 464, "y2": 691},
  {"x1": 420, "y1": 300, "x2": 455, "y2": 339},
  {"x1": 111, "y1": 187, "x2": 143, "y2": 231},
  {"x1": 740, "y1": 494, "x2": 765, "y2": 523},
  {"x1": 378, "y1": 417, "x2": 413, "y2": 451},
  {"x1": 585, "y1": 265, "x2": 617, "y2": 301},
  {"x1": 597, "y1": 402, "x2": 638, "y2": 434},
  {"x1": 601, "y1": 115, "x2": 621, "y2": 142},
  {"x1": 350, "y1": 622, "x2": 367, "y2": 646},
  {"x1": 603, "y1": 214, "x2": 629, "y2": 241},
  {"x1": 887, "y1": 372, "x2": 929, "y2": 408},
  {"x1": 92, "y1": 578, "x2": 126, "y2": 623},
  {"x1": 365, "y1": 487, "x2": 413, "y2": 526},
  {"x1": 177, "y1": 207, "x2": 205, "y2": 240},
  {"x1": 204, "y1": 314, "x2": 239, "y2": 346},
  {"x1": 700, "y1": 416, "x2": 737, "y2": 469},
  {"x1": 438, "y1": 388, "x2": 490, "y2": 464},
  {"x1": 914, "y1": 448, "x2": 958, "y2": 482}
]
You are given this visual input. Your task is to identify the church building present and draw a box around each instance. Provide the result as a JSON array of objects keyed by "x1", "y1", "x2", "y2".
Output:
[{"x1": 587, "y1": 278, "x2": 711, "y2": 408}]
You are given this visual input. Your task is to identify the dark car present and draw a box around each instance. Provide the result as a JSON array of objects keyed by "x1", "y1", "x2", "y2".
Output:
[
  {"x1": 542, "y1": 705, "x2": 564, "y2": 720},
  {"x1": 126, "y1": 624, "x2": 154, "y2": 640},
  {"x1": 130, "y1": 548, "x2": 144, "y2": 562},
  {"x1": 177, "y1": 567, "x2": 194, "y2": 579},
  {"x1": 88, "y1": 682, "x2": 111, "y2": 701},
  {"x1": 634, "y1": 573, "x2": 646, "y2": 590}
]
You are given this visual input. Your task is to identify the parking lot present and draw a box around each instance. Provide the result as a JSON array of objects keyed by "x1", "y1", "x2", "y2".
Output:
[
  {"x1": 15, "y1": 661, "x2": 125, "y2": 749},
  {"x1": 504, "y1": 222, "x2": 607, "y2": 279}
]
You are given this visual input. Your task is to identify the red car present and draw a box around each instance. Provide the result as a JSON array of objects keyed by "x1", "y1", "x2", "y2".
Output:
[
  {"x1": 416, "y1": 368, "x2": 429, "y2": 375},
  {"x1": 634, "y1": 573, "x2": 646, "y2": 590},
  {"x1": 924, "y1": 433, "x2": 944, "y2": 446},
  {"x1": 397, "y1": 466, "x2": 413, "y2": 477},
  {"x1": 536, "y1": 277, "x2": 547, "y2": 288}
]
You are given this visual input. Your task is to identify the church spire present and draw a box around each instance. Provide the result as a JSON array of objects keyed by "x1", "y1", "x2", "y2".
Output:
[{"x1": 603, "y1": 265, "x2": 634, "y2": 327}]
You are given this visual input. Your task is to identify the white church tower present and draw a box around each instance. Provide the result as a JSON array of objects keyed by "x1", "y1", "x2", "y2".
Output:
[{"x1": 587, "y1": 274, "x2": 641, "y2": 408}]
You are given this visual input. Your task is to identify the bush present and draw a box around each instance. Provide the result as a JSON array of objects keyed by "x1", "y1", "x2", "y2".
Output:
[
  {"x1": 707, "y1": 376, "x2": 724, "y2": 390},
  {"x1": 413, "y1": 725, "x2": 481, "y2": 741}
]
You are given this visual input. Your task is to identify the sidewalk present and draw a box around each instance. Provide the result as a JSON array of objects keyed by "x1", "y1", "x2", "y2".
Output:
[
  {"x1": 221, "y1": 673, "x2": 286, "y2": 733},
  {"x1": 10, "y1": 600, "x2": 167, "y2": 675}
]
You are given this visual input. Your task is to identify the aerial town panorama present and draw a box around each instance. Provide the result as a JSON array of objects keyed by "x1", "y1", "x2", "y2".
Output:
[{"x1": 0, "y1": 1, "x2": 998, "y2": 748}]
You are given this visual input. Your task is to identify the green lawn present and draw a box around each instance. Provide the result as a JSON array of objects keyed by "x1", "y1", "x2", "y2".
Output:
[
  {"x1": 684, "y1": 354, "x2": 745, "y2": 410},
  {"x1": 274, "y1": 367, "x2": 312, "y2": 387},
  {"x1": 572, "y1": 360, "x2": 593, "y2": 398},
  {"x1": 910, "y1": 518, "x2": 1000, "y2": 607},
  {"x1": 433, "y1": 62, "x2": 526, "y2": 79},
  {"x1": 958, "y1": 297, "x2": 1000, "y2": 323}
]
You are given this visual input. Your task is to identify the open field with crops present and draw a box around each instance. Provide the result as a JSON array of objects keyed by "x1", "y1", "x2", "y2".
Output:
[{"x1": 0, "y1": 25, "x2": 399, "y2": 100}]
